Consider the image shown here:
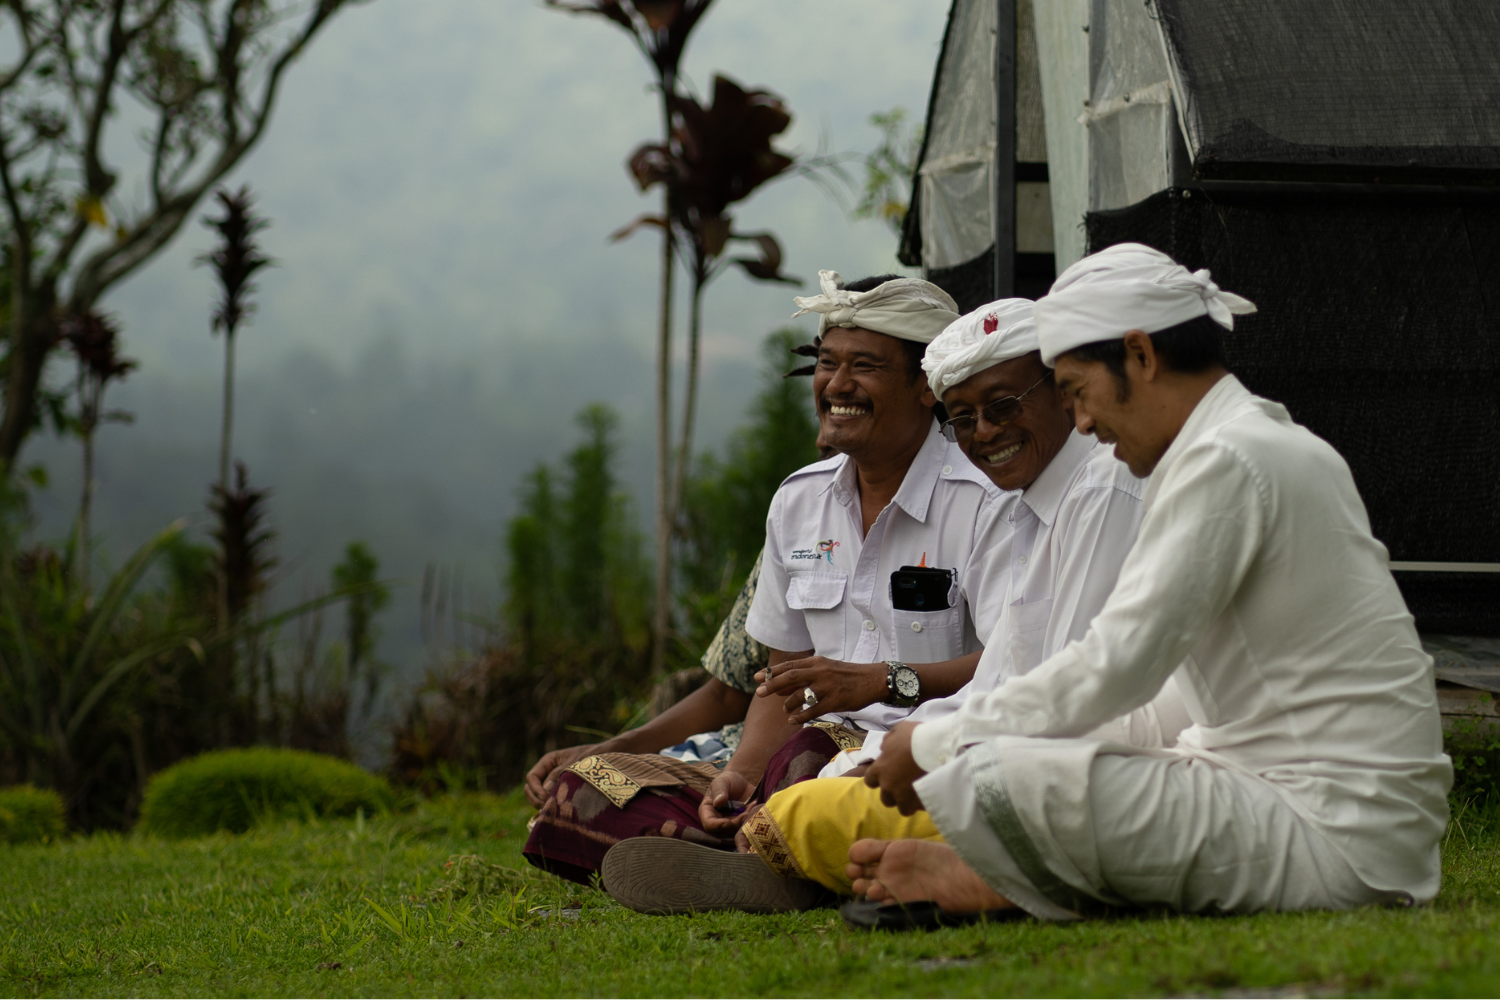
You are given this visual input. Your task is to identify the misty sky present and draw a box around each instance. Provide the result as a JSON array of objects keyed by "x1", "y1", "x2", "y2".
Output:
[{"x1": 26, "y1": 0, "x2": 951, "y2": 671}]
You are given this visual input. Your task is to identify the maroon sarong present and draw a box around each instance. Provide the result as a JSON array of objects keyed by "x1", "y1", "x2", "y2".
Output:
[{"x1": 523, "y1": 724, "x2": 859, "y2": 886}]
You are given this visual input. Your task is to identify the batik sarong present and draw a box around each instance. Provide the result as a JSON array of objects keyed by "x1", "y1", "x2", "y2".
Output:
[{"x1": 523, "y1": 723, "x2": 860, "y2": 885}]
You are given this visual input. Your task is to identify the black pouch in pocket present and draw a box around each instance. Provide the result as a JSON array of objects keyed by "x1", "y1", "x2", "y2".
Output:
[{"x1": 890, "y1": 566, "x2": 954, "y2": 612}]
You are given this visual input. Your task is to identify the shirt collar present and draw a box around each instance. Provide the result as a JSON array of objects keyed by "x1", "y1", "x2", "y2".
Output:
[
  {"x1": 825, "y1": 420, "x2": 948, "y2": 523},
  {"x1": 1144, "y1": 373, "x2": 1253, "y2": 506},
  {"x1": 1019, "y1": 429, "x2": 1095, "y2": 527}
]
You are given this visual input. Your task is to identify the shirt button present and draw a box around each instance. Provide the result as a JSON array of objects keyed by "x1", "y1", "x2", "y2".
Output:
[
  {"x1": 910, "y1": 622, "x2": 923, "y2": 633},
  {"x1": 863, "y1": 620, "x2": 876, "y2": 631},
  {"x1": 941, "y1": 465, "x2": 953, "y2": 475},
  {"x1": 1019, "y1": 555, "x2": 1028, "y2": 565}
]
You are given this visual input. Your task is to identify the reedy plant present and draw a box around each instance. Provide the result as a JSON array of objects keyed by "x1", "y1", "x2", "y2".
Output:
[
  {"x1": 60, "y1": 309, "x2": 136, "y2": 594},
  {"x1": 198, "y1": 187, "x2": 274, "y2": 496}
]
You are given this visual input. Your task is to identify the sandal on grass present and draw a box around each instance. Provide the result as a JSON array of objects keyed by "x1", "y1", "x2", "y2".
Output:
[
  {"x1": 840, "y1": 898, "x2": 1028, "y2": 931},
  {"x1": 602, "y1": 837, "x2": 827, "y2": 915}
]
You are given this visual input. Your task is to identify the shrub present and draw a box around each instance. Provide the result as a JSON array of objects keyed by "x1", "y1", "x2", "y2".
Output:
[
  {"x1": 139, "y1": 748, "x2": 393, "y2": 838},
  {"x1": 0, "y1": 785, "x2": 67, "y2": 844}
]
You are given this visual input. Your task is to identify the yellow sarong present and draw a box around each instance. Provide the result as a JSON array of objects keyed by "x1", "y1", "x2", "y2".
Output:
[{"x1": 741, "y1": 777, "x2": 944, "y2": 894}]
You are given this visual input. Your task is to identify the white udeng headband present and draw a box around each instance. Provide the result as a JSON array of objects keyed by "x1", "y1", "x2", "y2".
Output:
[
  {"x1": 791, "y1": 270, "x2": 959, "y2": 345},
  {"x1": 922, "y1": 298, "x2": 1038, "y2": 400},
  {"x1": 1034, "y1": 243, "x2": 1257, "y2": 366}
]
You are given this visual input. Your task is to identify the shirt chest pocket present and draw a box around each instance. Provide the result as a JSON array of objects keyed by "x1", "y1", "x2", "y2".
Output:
[
  {"x1": 786, "y1": 570, "x2": 847, "y2": 655},
  {"x1": 890, "y1": 605, "x2": 966, "y2": 663},
  {"x1": 1005, "y1": 597, "x2": 1055, "y2": 675}
]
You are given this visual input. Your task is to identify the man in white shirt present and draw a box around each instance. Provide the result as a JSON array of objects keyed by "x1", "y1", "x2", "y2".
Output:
[
  {"x1": 692, "y1": 270, "x2": 1012, "y2": 830},
  {"x1": 847, "y1": 244, "x2": 1451, "y2": 925}
]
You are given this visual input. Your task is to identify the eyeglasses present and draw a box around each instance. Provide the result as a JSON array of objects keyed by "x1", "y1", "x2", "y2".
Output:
[{"x1": 940, "y1": 374, "x2": 1051, "y2": 443}]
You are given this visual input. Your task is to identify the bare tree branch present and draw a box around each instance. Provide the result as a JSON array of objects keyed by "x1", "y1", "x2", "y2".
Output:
[{"x1": 0, "y1": 0, "x2": 360, "y2": 466}]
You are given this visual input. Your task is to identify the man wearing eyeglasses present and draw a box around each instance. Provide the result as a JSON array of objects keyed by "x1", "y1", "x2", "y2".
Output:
[{"x1": 600, "y1": 295, "x2": 1187, "y2": 913}]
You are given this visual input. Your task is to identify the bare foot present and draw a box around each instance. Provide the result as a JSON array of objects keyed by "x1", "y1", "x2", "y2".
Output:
[{"x1": 845, "y1": 838, "x2": 1015, "y2": 913}]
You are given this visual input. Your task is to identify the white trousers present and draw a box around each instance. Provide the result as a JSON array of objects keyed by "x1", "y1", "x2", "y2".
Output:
[{"x1": 917, "y1": 738, "x2": 1401, "y2": 921}]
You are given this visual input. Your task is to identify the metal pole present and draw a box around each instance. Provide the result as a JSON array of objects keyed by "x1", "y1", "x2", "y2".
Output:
[{"x1": 994, "y1": 0, "x2": 1016, "y2": 297}]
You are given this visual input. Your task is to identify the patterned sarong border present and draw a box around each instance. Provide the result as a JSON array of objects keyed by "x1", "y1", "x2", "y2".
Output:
[
  {"x1": 742, "y1": 808, "x2": 808, "y2": 880},
  {"x1": 807, "y1": 721, "x2": 866, "y2": 753},
  {"x1": 567, "y1": 755, "x2": 641, "y2": 808},
  {"x1": 566, "y1": 753, "x2": 723, "y2": 810},
  {"x1": 966, "y1": 742, "x2": 1116, "y2": 917}
]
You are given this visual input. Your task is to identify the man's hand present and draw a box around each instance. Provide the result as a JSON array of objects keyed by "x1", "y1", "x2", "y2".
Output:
[
  {"x1": 863, "y1": 721, "x2": 926, "y2": 815},
  {"x1": 756, "y1": 655, "x2": 888, "y2": 724},
  {"x1": 698, "y1": 769, "x2": 757, "y2": 835},
  {"x1": 523, "y1": 743, "x2": 599, "y2": 808}
]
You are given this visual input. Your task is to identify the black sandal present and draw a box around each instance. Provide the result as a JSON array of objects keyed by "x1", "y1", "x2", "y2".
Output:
[{"x1": 840, "y1": 898, "x2": 1028, "y2": 931}]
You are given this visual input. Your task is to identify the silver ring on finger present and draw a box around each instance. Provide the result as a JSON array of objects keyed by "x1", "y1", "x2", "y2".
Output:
[{"x1": 803, "y1": 686, "x2": 819, "y2": 709}]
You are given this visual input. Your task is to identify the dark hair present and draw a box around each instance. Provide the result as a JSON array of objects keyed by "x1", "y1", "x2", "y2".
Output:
[
  {"x1": 1065, "y1": 314, "x2": 1228, "y2": 387},
  {"x1": 840, "y1": 273, "x2": 926, "y2": 382}
]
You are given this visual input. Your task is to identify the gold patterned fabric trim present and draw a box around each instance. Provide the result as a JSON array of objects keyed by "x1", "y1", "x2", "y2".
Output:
[
  {"x1": 742, "y1": 807, "x2": 807, "y2": 880},
  {"x1": 808, "y1": 721, "x2": 866, "y2": 753},
  {"x1": 566, "y1": 752, "x2": 724, "y2": 809},
  {"x1": 567, "y1": 755, "x2": 640, "y2": 808}
]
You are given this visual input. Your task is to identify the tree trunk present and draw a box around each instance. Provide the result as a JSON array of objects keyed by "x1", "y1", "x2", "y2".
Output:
[
  {"x1": 219, "y1": 327, "x2": 237, "y2": 494},
  {"x1": 650, "y1": 183, "x2": 675, "y2": 678},
  {"x1": 78, "y1": 428, "x2": 94, "y2": 594},
  {"x1": 666, "y1": 270, "x2": 706, "y2": 576},
  {"x1": 0, "y1": 264, "x2": 56, "y2": 470}
]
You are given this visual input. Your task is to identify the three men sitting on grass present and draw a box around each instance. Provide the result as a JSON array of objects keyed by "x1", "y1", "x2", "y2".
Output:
[{"x1": 596, "y1": 244, "x2": 1452, "y2": 925}]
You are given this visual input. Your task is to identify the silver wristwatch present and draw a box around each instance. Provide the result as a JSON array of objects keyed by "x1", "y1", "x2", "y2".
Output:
[{"x1": 884, "y1": 660, "x2": 921, "y2": 707}]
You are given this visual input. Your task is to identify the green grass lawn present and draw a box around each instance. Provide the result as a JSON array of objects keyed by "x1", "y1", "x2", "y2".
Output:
[{"x1": 5, "y1": 789, "x2": 1500, "y2": 998}]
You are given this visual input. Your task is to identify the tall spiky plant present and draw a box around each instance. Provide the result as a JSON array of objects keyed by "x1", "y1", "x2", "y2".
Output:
[
  {"x1": 198, "y1": 187, "x2": 273, "y2": 495},
  {"x1": 61, "y1": 310, "x2": 136, "y2": 594}
]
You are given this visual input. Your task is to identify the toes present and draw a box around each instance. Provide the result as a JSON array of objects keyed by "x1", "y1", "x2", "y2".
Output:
[{"x1": 848, "y1": 838, "x2": 889, "y2": 865}]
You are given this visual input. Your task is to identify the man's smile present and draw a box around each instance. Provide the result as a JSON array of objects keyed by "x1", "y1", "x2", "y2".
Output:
[
  {"x1": 827, "y1": 403, "x2": 870, "y2": 417},
  {"x1": 979, "y1": 441, "x2": 1023, "y2": 466}
]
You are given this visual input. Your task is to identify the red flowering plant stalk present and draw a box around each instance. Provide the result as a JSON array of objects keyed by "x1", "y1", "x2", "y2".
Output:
[
  {"x1": 546, "y1": 0, "x2": 719, "y2": 675},
  {"x1": 617, "y1": 75, "x2": 806, "y2": 583}
]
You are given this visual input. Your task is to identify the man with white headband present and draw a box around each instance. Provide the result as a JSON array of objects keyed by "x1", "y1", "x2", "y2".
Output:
[
  {"x1": 595, "y1": 296, "x2": 1199, "y2": 911},
  {"x1": 599, "y1": 272, "x2": 1018, "y2": 912},
  {"x1": 838, "y1": 243, "x2": 1449, "y2": 927}
]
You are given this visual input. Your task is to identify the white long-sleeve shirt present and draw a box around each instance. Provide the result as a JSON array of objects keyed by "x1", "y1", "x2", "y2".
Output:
[{"x1": 911, "y1": 375, "x2": 1451, "y2": 900}]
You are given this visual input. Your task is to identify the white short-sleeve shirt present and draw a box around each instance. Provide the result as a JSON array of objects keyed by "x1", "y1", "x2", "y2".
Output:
[{"x1": 745, "y1": 421, "x2": 1016, "y2": 732}]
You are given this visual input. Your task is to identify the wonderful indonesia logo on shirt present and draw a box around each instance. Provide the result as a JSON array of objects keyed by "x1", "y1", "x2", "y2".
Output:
[{"x1": 790, "y1": 539, "x2": 840, "y2": 563}]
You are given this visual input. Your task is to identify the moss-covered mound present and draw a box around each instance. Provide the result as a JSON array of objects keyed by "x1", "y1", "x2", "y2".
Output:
[
  {"x1": 140, "y1": 748, "x2": 393, "y2": 838},
  {"x1": 0, "y1": 785, "x2": 66, "y2": 844}
]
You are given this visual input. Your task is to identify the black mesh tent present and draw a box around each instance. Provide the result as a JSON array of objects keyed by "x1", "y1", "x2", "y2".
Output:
[{"x1": 905, "y1": 0, "x2": 1500, "y2": 637}]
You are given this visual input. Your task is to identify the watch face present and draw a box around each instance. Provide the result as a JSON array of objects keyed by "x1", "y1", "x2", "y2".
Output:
[{"x1": 895, "y1": 667, "x2": 921, "y2": 699}]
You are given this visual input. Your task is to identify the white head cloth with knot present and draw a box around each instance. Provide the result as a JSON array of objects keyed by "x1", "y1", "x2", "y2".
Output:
[
  {"x1": 922, "y1": 298, "x2": 1038, "y2": 401},
  {"x1": 791, "y1": 270, "x2": 959, "y2": 344},
  {"x1": 1034, "y1": 243, "x2": 1257, "y2": 366}
]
